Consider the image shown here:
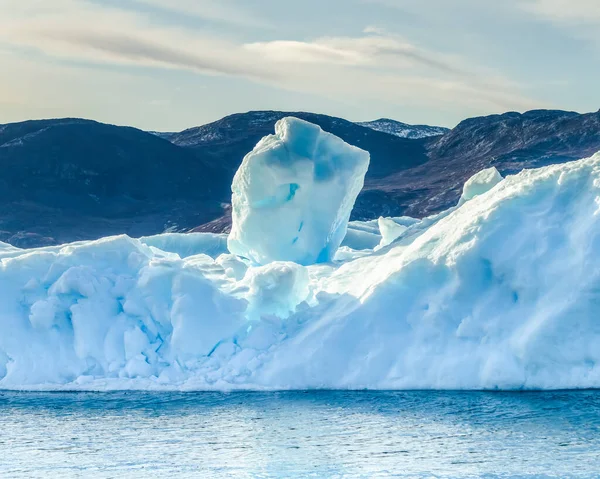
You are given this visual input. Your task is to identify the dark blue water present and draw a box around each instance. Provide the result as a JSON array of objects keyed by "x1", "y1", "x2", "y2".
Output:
[{"x1": 0, "y1": 391, "x2": 599, "y2": 478}]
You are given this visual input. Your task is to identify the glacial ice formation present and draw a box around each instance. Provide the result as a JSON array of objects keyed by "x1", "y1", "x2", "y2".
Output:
[
  {"x1": 227, "y1": 117, "x2": 370, "y2": 266},
  {"x1": 140, "y1": 232, "x2": 228, "y2": 259},
  {"x1": 377, "y1": 217, "x2": 408, "y2": 248},
  {"x1": 1, "y1": 145, "x2": 600, "y2": 390},
  {"x1": 459, "y1": 166, "x2": 503, "y2": 206}
]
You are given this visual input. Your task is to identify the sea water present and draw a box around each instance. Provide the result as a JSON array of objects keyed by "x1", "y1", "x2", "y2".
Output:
[{"x1": 0, "y1": 391, "x2": 599, "y2": 478}]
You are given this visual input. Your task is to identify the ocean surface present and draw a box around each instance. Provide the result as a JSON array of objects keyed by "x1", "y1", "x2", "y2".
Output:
[{"x1": 0, "y1": 390, "x2": 599, "y2": 478}]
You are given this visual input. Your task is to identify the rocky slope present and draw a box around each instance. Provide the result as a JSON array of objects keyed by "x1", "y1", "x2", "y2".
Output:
[
  {"x1": 374, "y1": 109, "x2": 600, "y2": 217},
  {"x1": 0, "y1": 119, "x2": 222, "y2": 246}
]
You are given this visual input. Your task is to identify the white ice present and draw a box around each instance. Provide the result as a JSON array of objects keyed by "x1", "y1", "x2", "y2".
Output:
[
  {"x1": 377, "y1": 217, "x2": 408, "y2": 248},
  {"x1": 459, "y1": 166, "x2": 503, "y2": 206},
  {"x1": 1, "y1": 131, "x2": 600, "y2": 390},
  {"x1": 227, "y1": 117, "x2": 370, "y2": 266}
]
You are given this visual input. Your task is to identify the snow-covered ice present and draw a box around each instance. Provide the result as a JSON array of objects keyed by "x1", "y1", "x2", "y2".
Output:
[
  {"x1": 377, "y1": 217, "x2": 408, "y2": 248},
  {"x1": 140, "y1": 232, "x2": 228, "y2": 259},
  {"x1": 1, "y1": 121, "x2": 600, "y2": 390},
  {"x1": 227, "y1": 117, "x2": 370, "y2": 266},
  {"x1": 459, "y1": 166, "x2": 503, "y2": 206}
]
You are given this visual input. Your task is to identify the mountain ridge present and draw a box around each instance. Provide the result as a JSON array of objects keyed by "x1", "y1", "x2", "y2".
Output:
[{"x1": 1, "y1": 108, "x2": 599, "y2": 247}]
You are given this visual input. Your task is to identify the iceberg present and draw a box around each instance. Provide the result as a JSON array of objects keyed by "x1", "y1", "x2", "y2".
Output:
[
  {"x1": 227, "y1": 117, "x2": 370, "y2": 266},
  {"x1": 1, "y1": 123, "x2": 600, "y2": 390}
]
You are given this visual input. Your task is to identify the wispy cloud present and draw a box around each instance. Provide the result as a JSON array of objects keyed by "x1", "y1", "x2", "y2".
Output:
[
  {"x1": 0, "y1": 0, "x2": 541, "y2": 124},
  {"x1": 243, "y1": 32, "x2": 534, "y2": 110},
  {"x1": 246, "y1": 33, "x2": 490, "y2": 82},
  {"x1": 516, "y1": 0, "x2": 600, "y2": 49},
  {"x1": 244, "y1": 40, "x2": 363, "y2": 65},
  {"x1": 244, "y1": 34, "x2": 463, "y2": 73},
  {"x1": 0, "y1": 0, "x2": 269, "y2": 79},
  {"x1": 130, "y1": 0, "x2": 271, "y2": 29},
  {"x1": 42, "y1": 29, "x2": 274, "y2": 80},
  {"x1": 520, "y1": 0, "x2": 600, "y2": 23}
]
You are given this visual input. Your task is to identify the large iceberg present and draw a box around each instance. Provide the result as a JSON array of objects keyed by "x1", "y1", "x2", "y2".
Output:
[
  {"x1": 1, "y1": 145, "x2": 600, "y2": 390},
  {"x1": 228, "y1": 117, "x2": 370, "y2": 266}
]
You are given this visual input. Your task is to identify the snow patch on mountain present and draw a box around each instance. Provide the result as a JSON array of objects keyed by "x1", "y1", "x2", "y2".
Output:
[{"x1": 358, "y1": 119, "x2": 449, "y2": 139}]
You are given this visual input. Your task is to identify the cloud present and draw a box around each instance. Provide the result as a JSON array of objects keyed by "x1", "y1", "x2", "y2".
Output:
[
  {"x1": 520, "y1": 0, "x2": 600, "y2": 23},
  {"x1": 243, "y1": 34, "x2": 538, "y2": 112},
  {"x1": 42, "y1": 29, "x2": 273, "y2": 80},
  {"x1": 246, "y1": 34, "x2": 468, "y2": 76},
  {"x1": 130, "y1": 0, "x2": 271, "y2": 29},
  {"x1": 0, "y1": 0, "x2": 271, "y2": 80},
  {"x1": 244, "y1": 33, "x2": 520, "y2": 93},
  {"x1": 244, "y1": 40, "x2": 363, "y2": 65},
  {"x1": 516, "y1": 0, "x2": 600, "y2": 49},
  {"x1": 0, "y1": 0, "x2": 541, "y2": 122},
  {"x1": 363, "y1": 25, "x2": 388, "y2": 35}
]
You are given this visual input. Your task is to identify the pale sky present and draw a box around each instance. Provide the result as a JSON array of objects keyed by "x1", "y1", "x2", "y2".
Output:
[{"x1": 1, "y1": 0, "x2": 599, "y2": 131}]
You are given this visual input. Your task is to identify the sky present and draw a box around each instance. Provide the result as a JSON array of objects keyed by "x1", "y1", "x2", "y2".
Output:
[{"x1": 0, "y1": 0, "x2": 599, "y2": 131}]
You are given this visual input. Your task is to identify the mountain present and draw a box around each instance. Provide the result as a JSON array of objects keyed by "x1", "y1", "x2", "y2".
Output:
[
  {"x1": 0, "y1": 119, "x2": 223, "y2": 247},
  {"x1": 161, "y1": 111, "x2": 429, "y2": 178},
  {"x1": 357, "y1": 118, "x2": 449, "y2": 139},
  {"x1": 2, "y1": 108, "x2": 600, "y2": 246},
  {"x1": 371, "y1": 109, "x2": 600, "y2": 217}
]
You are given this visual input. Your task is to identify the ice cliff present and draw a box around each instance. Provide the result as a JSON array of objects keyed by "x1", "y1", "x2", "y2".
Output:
[{"x1": 1, "y1": 120, "x2": 599, "y2": 391}]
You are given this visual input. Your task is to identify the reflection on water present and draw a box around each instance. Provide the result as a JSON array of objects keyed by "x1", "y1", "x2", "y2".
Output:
[{"x1": 1, "y1": 390, "x2": 599, "y2": 478}]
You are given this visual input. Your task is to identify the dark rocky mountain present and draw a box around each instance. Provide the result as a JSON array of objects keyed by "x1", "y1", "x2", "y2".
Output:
[
  {"x1": 357, "y1": 119, "x2": 449, "y2": 139},
  {"x1": 162, "y1": 111, "x2": 429, "y2": 178},
  {"x1": 2, "y1": 109, "x2": 599, "y2": 247},
  {"x1": 0, "y1": 119, "x2": 223, "y2": 246},
  {"x1": 371, "y1": 109, "x2": 600, "y2": 217}
]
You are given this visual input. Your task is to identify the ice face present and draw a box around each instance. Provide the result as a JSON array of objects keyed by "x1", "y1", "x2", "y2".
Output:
[
  {"x1": 227, "y1": 117, "x2": 370, "y2": 266},
  {"x1": 1, "y1": 154, "x2": 600, "y2": 391}
]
